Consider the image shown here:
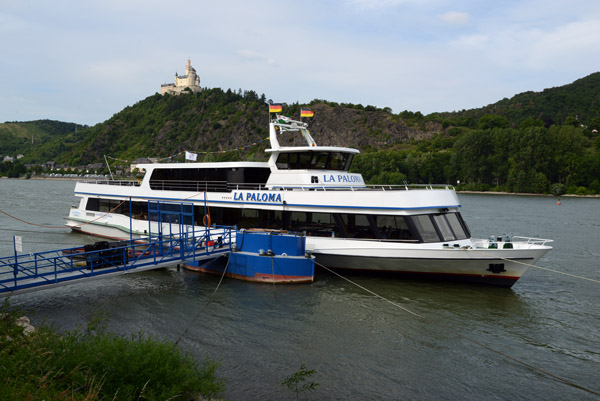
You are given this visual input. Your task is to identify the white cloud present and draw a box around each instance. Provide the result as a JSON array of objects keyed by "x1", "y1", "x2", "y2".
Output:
[
  {"x1": 346, "y1": 0, "x2": 423, "y2": 10},
  {"x1": 451, "y1": 33, "x2": 489, "y2": 48},
  {"x1": 236, "y1": 49, "x2": 277, "y2": 65},
  {"x1": 525, "y1": 19, "x2": 600, "y2": 69},
  {"x1": 438, "y1": 11, "x2": 470, "y2": 26},
  {"x1": 2, "y1": 0, "x2": 600, "y2": 124}
]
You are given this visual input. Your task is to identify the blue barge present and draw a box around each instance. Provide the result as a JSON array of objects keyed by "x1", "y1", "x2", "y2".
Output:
[{"x1": 185, "y1": 230, "x2": 315, "y2": 283}]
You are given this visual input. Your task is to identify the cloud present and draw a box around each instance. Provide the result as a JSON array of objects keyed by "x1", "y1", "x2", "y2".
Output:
[
  {"x1": 525, "y1": 19, "x2": 600, "y2": 69},
  {"x1": 236, "y1": 49, "x2": 277, "y2": 66},
  {"x1": 2, "y1": 0, "x2": 600, "y2": 124},
  {"x1": 438, "y1": 11, "x2": 470, "y2": 26},
  {"x1": 346, "y1": 0, "x2": 420, "y2": 10},
  {"x1": 450, "y1": 34, "x2": 489, "y2": 48}
]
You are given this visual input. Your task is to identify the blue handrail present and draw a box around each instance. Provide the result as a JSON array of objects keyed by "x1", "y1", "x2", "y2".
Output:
[{"x1": 0, "y1": 226, "x2": 233, "y2": 295}]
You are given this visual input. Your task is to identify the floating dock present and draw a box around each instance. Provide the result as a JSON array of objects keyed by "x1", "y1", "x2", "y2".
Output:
[
  {"x1": 185, "y1": 230, "x2": 315, "y2": 283},
  {"x1": 0, "y1": 227, "x2": 233, "y2": 296}
]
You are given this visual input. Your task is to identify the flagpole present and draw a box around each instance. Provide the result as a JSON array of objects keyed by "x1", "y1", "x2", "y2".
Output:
[{"x1": 104, "y1": 155, "x2": 114, "y2": 180}]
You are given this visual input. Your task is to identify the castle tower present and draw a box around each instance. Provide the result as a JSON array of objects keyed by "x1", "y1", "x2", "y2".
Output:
[{"x1": 160, "y1": 60, "x2": 202, "y2": 95}]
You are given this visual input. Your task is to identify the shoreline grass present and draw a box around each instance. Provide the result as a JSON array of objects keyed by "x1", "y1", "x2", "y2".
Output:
[{"x1": 0, "y1": 300, "x2": 225, "y2": 401}]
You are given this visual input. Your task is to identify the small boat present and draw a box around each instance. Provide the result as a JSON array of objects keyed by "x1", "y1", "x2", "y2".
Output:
[{"x1": 65, "y1": 110, "x2": 552, "y2": 286}]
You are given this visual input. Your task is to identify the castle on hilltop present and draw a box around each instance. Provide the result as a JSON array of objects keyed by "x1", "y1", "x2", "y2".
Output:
[{"x1": 160, "y1": 59, "x2": 201, "y2": 95}]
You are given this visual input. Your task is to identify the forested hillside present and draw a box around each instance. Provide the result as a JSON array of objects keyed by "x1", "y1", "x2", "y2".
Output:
[
  {"x1": 3, "y1": 72, "x2": 600, "y2": 194},
  {"x1": 434, "y1": 72, "x2": 600, "y2": 129},
  {"x1": 0, "y1": 120, "x2": 82, "y2": 157},
  {"x1": 351, "y1": 124, "x2": 600, "y2": 195},
  {"x1": 349, "y1": 72, "x2": 600, "y2": 195},
  {"x1": 23, "y1": 88, "x2": 439, "y2": 166}
]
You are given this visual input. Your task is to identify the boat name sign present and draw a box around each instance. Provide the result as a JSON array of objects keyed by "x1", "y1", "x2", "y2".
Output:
[
  {"x1": 234, "y1": 192, "x2": 283, "y2": 203},
  {"x1": 322, "y1": 174, "x2": 363, "y2": 184}
]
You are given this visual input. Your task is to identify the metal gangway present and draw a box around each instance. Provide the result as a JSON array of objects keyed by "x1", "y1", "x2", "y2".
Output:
[{"x1": 0, "y1": 201, "x2": 234, "y2": 297}]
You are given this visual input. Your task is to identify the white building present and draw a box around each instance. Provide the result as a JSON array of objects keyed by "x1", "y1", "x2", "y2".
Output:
[{"x1": 160, "y1": 59, "x2": 201, "y2": 95}]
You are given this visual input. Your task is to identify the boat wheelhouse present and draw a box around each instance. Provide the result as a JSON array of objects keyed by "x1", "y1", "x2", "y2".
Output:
[{"x1": 65, "y1": 114, "x2": 552, "y2": 286}]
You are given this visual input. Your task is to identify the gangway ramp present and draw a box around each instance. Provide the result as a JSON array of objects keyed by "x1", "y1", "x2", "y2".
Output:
[{"x1": 0, "y1": 226, "x2": 233, "y2": 297}]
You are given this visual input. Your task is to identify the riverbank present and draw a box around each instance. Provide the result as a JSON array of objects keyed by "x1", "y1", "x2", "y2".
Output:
[
  {"x1": 0, "y1": 304, "x2": 225, "y2": 400},
  {"x1": 457, "y1": 190, "x2": 600, "y2": 198}
]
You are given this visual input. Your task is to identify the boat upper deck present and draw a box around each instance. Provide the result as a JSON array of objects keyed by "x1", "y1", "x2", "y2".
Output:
[{"x1": 76, "y1": 179, "x2": 455, "y2": 193}]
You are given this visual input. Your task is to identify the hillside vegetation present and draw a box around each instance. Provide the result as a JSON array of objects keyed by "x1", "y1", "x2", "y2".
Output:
[
  {"x1": 16, "y1": 88, "x2": 439, "y2": 166},
  {"x1": 0, "y1": 120, "x2": 81, "y2": 158},
  {"x1": 2, "y1": 72, "x2": 600, "y2": 194},
  {"x1": 433, "y1": 72, "x2": 600, "y2": 129}
]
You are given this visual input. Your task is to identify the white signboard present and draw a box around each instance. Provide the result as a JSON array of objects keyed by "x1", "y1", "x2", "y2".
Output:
[{"x1": 14, "y1": 236, "x2": 23, "y2": 252}]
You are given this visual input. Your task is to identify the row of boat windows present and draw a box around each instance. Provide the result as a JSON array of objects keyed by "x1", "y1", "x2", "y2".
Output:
[
  {"x1": 86, "y1": 198, "x2": 470, "y2": 243},
  {"x1": 275, "y1": 151, "x2": 353, "y2": 171},
  {"x1": 148, "y1": 167, "x2": 270, "y2": 192}
]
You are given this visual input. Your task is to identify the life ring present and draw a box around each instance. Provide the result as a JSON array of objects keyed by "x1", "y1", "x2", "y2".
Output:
[{"x1": 203, "y1": 214, "x2": 211, "y2": 226}]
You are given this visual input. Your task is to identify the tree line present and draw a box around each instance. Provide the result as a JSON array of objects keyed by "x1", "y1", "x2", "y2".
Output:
[{"x1": 351, "y1": 123, "x2": 600, "y2": 195}]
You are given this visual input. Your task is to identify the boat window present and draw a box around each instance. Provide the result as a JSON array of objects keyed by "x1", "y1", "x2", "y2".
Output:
[
  {"x1": 341, "y1": 214, "x2": 375, "y2": 239},
  {"x1": 197, "y1": 205, "x2": 237, "y2": 226},
  {"x1": 411, "y1": 215, "x2": 441, "y2": 242},
  {"x1": 275, "y1": 153, "x2": 290, "y2": 169},
  {"x1": 275, "y1": 151, "x2": 353, "y2": 171},
  {"x1": 249, "y1": 168, "x2": 272, "y2": 185},
  {"x1": 297, "y1": 153, "x2": 312, "y2": 169},
  {"x1": 149, "y1": 168, "x2": 229, "y2": 192},
  {"x1": 86, "y1": 198, "x2": 100, "y2": 211},
  {"x1": 376, "y1": 215, "x2": 415, "y2": 240},
  {"x1": 331, "y1": 153, "x2": 352, "y2": 171},
  {"x1": 433, "y1": 214, "x2": 455, "y2": 241},
  {"x1": 260, "y1": 210, "x2": 283, "y2": 229},
  {"x1": 131, "y1": 201, "x2": 148, "y2": 220},
  {"x1": 312, "y1": 212, "x2": 334, "y2": 225},
  {"x1": 239, "y1": 209, "x2": 259, "y2": 227},
  {"x1": 445, "y1": 213, "x2": 469, "y2": 240},
  {"x1": 190, "y1": 206, "x2": 426, "y2": 242},
  {"x1": 98, "y1": 199, "x2": 123, "y2": 213},
  {"x1": 289, "y1": 211, "x2": 309, "y2": 233},
  {"x1": 310, "y1": 153, "x2": 329, "y2": 169}
]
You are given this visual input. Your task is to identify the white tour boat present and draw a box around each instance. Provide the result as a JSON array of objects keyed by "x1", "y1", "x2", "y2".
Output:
[{"x1": 65, "y1": 114, "x2": 552, "y2": 286}]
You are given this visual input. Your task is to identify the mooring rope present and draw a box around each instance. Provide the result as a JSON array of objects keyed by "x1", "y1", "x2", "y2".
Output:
[
  {"x1": 0, "y1": 199, "x2": 128, "y2": 230},
  {"x1": 174, "y1": 257, "x2": 230, "y2": 347},
  {"x1": 314, "y1": 260, "x2": 600, "y2": 397},
  {"x1": 484, "y1": 253, "x2": 600, "y2": 284},
  {"x1": 316, "y1": 262, "x2": 423, "y2": 318}
]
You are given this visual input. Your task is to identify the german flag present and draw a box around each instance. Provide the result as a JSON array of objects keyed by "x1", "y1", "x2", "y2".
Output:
[
  {"x1": 300, "y1": 108, "x2": 314, "y2": 118},
  {"x1": 269, "y1": 103, "x2": 283, "y2": 113}
]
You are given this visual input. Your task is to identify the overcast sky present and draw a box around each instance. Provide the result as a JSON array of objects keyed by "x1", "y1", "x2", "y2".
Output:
[{"x1": 2, "y1": 0, "x2": 600, "y2": 126}]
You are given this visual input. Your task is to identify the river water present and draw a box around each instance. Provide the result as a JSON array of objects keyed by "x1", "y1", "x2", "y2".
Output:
[{"x1": 1, "y1": 179, "x2": 599, "y2": 400}]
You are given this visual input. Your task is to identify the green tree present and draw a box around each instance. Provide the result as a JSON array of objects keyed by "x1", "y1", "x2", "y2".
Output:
[{"x1": 478, "y1": 114, "x2": 510, "y2": 130}]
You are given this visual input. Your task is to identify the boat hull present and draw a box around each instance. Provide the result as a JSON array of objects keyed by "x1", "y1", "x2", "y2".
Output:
[
  {"x1": 66, "y1": 215, "x2": 550, "y2": 287},
  {"x1": 308, "y1": 238, "x2": 550, "y2": 287},
  {"x1": 65, "y1": 215, "x2": 148, "y2": 240},
  {"x1": 185, "y1": 231, "x2": 315, "y2": 283},
  {"x1": 185, "y1": 253, "x2": 315, "y2": 284},
  {"x1": 313, "y1": 253, "x2": 524, "y2": 286}
]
